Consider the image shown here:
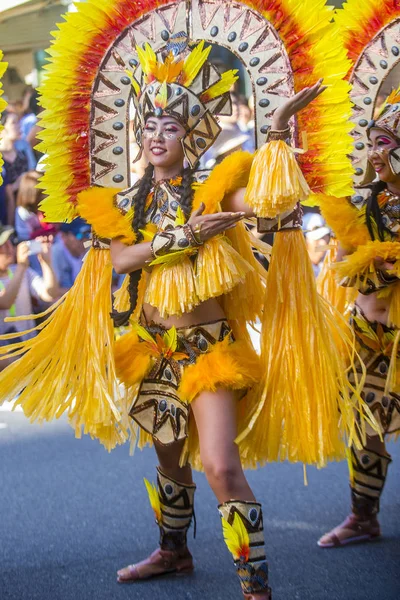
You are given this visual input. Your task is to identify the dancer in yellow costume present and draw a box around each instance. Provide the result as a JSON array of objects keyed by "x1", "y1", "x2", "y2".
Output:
[
  {"x1": 0, "y1": 1, "x2": 378, "y2": 597},
  {"x1": 318, "y1": 0, "x2": 400, "y2": 548}
]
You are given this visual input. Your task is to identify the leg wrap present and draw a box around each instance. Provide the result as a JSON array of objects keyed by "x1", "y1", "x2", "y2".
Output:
[
  {"x1": 156, "y1": 468, "x2": 196, "y2": 551},
  {"x1": 350, "y1": 445, "x2": 392, "y2": 519},
  {"x1": 219, "y1": 500, "x2": 271, "y2": 596}
]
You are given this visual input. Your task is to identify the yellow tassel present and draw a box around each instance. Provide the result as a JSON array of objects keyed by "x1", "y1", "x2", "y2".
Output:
[
  {"x1": 319, "y1": 195, "x2": 369, "y2": 250},
  {"x1": 244, "y1": 141, "x2": 310, "y2": 218},
  {"x1": 144, "y1": 258, "x2": 199, "y2": 319},
  {"x1": 221, "y1": 513, "x2": 250, "y2": 562},
  {"x1": 195, "y1": 236, "x2": 253, "y2": 301},
  {"x1": 236, "y1": 230, "x2": 378, "y2": 468},
  {"x1": 387, "y1": 281, "x2": 400, "y2": 329},
  {"x1": 178, "y1": 338, "x2": 261, "y2": 403},
  {"x1": 144, "y1": 478, "x2": 161, "y2": 523},
  {"x1": 77, "y1": 186, "x2": 135, "y2": 245},
  {"x1": 0, "y1": 249, "x2": 126, "y2": 451}
]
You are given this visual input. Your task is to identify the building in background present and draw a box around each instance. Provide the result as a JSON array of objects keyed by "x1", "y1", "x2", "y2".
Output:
[{"x1": 0, "y1": 0, "x2": 77, "y2": 102}]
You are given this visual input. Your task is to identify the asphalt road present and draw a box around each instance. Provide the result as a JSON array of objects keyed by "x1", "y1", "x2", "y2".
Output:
[{"x1": 0, "y1": 408, "x2": 399, "y2": 600}]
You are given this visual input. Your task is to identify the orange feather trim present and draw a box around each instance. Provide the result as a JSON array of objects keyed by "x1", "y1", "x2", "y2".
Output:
[
  {"x1": 178, "y1": 338, "x2": 261, "y2": 404},
  {"x1": 114, "y1": 330, "x2": 153, "y2": 387}
]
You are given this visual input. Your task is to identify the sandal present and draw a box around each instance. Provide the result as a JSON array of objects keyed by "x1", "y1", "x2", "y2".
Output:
[
  {"x1": 117, "y1": 547, "x2": 194, "y2": 583},
  {"x1": 317, "y1": 513, "x2": 381, "y2": 548}
]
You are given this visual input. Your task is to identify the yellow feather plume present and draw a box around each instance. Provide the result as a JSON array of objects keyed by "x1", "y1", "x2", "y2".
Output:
[
  {"x1": 136, "y1": 43, "x2": 157, "y2": 79},
  {"x1": 144, "y1": 478, "x2": 161, "y2": 522},
  {"x1": 221, "y1": 513, "x2": 250, "y2": 562},
  {"x1": 76, "y1": 187, "x2": 135, "y2": 245},
  {"x1": 154, "y1": 81, "x2": 168, "y2": 109},
  {"x1": 181, "y1": 40, "x2": 211, "y2": 87},
  {"x1": 200, "y1": 70, "x2": 239, "y2": 103}
]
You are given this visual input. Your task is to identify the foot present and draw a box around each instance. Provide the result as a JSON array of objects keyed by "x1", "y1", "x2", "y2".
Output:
[
  {"x1": 117, "y1": 547, "x2": 194, "y2": 583},
  {"x1": 317, "y1": 513, "x2": 381, "y2": 548}
]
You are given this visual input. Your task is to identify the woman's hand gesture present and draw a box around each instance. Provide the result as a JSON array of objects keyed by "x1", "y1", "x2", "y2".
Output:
[
  {"x1": 271, "y1": 79, "x2": 327, "y2": 131},
  {"x1": 188, "y1": 203, "x2": 245, "y2": 243}
]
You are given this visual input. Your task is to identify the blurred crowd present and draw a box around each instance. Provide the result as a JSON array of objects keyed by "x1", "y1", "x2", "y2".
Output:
[{"x1": 0, "y1": 88, "x2": 330, "y2": 369}]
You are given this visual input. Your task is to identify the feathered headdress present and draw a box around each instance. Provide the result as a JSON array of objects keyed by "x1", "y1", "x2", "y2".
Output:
[
  {"x1": 129, "y1": 35, "x2": 238, "y2": 167},
  {"x1": 371, "y1": 86, "x2": 400, "y2": 140}
]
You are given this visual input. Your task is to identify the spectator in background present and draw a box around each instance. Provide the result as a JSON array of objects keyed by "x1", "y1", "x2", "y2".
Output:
[
  {"x1": 20, "y1": 89, "x2": 39, "y2": 140},
  {"x1": 237, "y1": 95, "x2": 253, "y2": 134},
  {"x1": 15, "y1": 171, "x2": 42, "y2": 241},
  {"x1": 52, "y1": 218, "x2": 90, "y2": 293},
  {"x1": 0, "y1": 224, "x2": 58, "y2": 369},
  {"x1": 0, "y1": 111, "x2": 36, "y2": 225},
  {"x1": 302, "y1": 213, "x2": 331, "y2": 277}
]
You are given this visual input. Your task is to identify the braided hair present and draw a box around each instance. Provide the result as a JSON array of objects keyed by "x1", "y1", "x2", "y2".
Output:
[
  {"x1": 111, "y1": 164, "x2": 195, "y2": 326},
  {"x1": 111, "y1": 163, "x2": 154, "y2": 327},
  {"x1": 365, "y1": 180, "x2": 395, "y2": 242}
]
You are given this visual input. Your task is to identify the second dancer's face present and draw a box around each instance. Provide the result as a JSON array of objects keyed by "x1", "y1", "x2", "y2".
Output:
[
  {"x1": 367, "y1": 128, "x2": 400, "y2": 184},
  {"x1": 142, "y1": 116, "x2": 186, "y2": 170}
]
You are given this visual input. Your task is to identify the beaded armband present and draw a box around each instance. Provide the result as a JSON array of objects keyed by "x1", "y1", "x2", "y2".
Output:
[
  {"x1": 257, "y1": 203, "x2": 302, "y2": 233},
  {"x1": 151, "y1": 224, "x2": 202, "y2": 258},
  {"x1": 265, "y1": 126, "x2": 291, "y2": 143}
]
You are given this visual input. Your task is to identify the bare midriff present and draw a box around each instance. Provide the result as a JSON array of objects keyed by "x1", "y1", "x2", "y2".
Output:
[
  {"x1": 142, "y1": 297, "x2": 227, "y2": 329},
  {"x1": 356, "y1": 291, "x2": 390, "y2": 325}
]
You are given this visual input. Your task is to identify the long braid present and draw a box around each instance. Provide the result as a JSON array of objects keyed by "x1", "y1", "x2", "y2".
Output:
[
  {"x1": 179, "y1": 167, "x2": 195, "y2": 220},
  {"x1": 365, "y1": 180, "x2": 394, "y2": 241},
  {"x1": 111, "y1": 164, "x2": 154, "y2": 327}
]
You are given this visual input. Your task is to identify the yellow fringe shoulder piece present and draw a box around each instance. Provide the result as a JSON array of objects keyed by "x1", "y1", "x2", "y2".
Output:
[
  {"x1": 114, "y1": 328, "x2": 153, "y2": 387},
  {"x1": 334, "y1": 240, "x2": 400, "y2": 281},
  {"x1": 319, "y1": 195, "x2": 370, "y2": 250},
  {"x1": 0, "y1": 248, "x2": 127, "y2": 451},
  {"x1": 317, "y1": 238, "x2": 357, "y2": 318},
  {"x1": 144, "y1": 257, "x2": 199, "y2": 319},
  {"x1": 192, "y1": 150, "x2": 253, "y2": 213},
  {"x1": 244, "y1": 140, "x2": 310, "y2": 219},
  {"x1": 77, "y1": 186, "x2": 135, "y2": 245},
  {"x1": 195, "y1": 236, "x2": 253, "y2": 302},
  {"x1": 236, "y1": 229, "x2": 379, "y2": 469},
  {"x1": 178, "y1": 337, "x2": 261, "y2": 404}
]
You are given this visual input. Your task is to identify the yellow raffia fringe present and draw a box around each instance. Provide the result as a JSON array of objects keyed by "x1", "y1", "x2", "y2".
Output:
[
  {"x1": 244, "y1": 140, "x2": 311, "y2": 218},
  {"x1": 334, "y1": 240, "x2": 400, "y2": 282},
  {"x1": 319, "y1": 195, "x2": 370, "y2": 250},
  {"x1": 77, "y1": 186, "x2": 135, "y2": 244},
  {"x1": 221, "y1": 223, "x2": 267, "y2": 324},
  {"x1": 144, "y1": 257, "x2": 199, "y2": 319},
  {"x1": 195, "y1": 236, "x2": 253, "y2": 302},
  {"x1": 178, "y1": 337, "x2": 261, "y2": 403},
  {"x1": 0, "y1": 249, "x2": 126, "y2": 451},
  {"x1": 317, "y1": 238, "x2": 357, "y2": 318},
  {"x1": 0, "y1": 50, "x2": 7, "y2": 185},
  {"x1": 236, "y1": 229, "x2": 378, "y2": 468}
]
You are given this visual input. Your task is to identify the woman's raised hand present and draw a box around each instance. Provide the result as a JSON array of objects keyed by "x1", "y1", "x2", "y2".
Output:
[
  {"x1": 271, "y1": 79, "x2": 327, "y2": 131},
  {"x1": 188, "y1": 203, "x2": 245, "y2": 243}
]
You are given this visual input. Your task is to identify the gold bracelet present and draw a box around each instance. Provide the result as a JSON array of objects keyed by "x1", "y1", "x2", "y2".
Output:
[{"x1": 265, "y1": 127, "x2": 291, "y2": 142}]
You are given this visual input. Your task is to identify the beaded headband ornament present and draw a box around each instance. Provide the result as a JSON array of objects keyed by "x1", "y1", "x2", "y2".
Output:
[
  {"x1": 129, "y1": 34, "x2": 238, "y2": 167},
  {"x1": 370, "y1": 87, "x2": 400, "y2": 140}
]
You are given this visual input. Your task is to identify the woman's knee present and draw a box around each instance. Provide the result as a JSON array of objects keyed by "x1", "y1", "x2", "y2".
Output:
[{"x1": 203, "y1": 457, "x2": 243, "y2": 494}]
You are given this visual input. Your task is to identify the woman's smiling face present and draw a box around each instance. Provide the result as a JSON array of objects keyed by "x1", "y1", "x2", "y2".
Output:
[
  {"x1": 367, "y1": 128, "x2": 400, "y2": 184},
  {"x1": 142, "y1": 115, "x2": 186, "y2": 170}
]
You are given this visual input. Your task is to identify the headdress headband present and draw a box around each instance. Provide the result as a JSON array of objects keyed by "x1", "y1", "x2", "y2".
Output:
[{"x1": 130, "y1": 37, "x2": 238, "y2": 167}]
